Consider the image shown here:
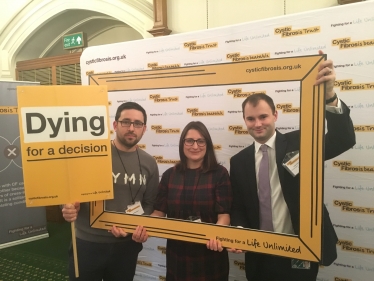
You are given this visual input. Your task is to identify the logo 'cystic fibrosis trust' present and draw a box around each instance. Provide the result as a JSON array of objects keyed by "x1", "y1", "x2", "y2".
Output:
[
  {"x1": 233, "y1": 260, "x2": 245, "y2": 270},
  {"x1": 333, "y1": 160, "x2": 374, "y2": 173},
  {"x1": 227, "y1": 88, "x2": 266, "y2": 98},
  {"x1": 147, "y1": 62, "x2": 180, "y2": 70},
  {"x1": 276, "y1": 103, "x2": 300, "y2": 113},
  {"x1": 228, "y1": 125, "x2": 249, "y2": 135},
  {"x1": 184, "y1": 41, "x2": 218, "y2": 51},
  {"x1": 337, "y1": 239, "x2": 374, "y2": 255},
  {"x1": 186, "y1": 108, "x2": 224, "y2": 117},
  {"x1": 157, "y1": 246, "x2": 166, "y2": 255},
  {"x1": 149, "y1": 94, "x2": 179, "y2": 103},
  {"x1": 153, "y1": 155, "x2": 179, "y2": 164},
  {"x1": 137, "y1": 260, "x2": 152, "y2": 267},
  {"x1": 150, "y1": 125, "x2": 180, "y2": 134},
  {"x1": 333, "y1": 200, "x2": 374, "y2": 215},
  {"x1": 332, "y1": 37, "x2": 374, "y2": 49},
  {"x1": 137, "y1": 144, "x2": 146, "y2": 150},
  {"x1": 334, "y1": 277, "x2": 352, "y2": 281},
  {"x1": 353, "y1": 125, "x2": 374, "y2": 132},
  {"x1": 0, "y1": 106, "x2": 18, "y2": 114},
  {"x1": 274, "y1": 25, "x2": 320, "y2": 38},
  {"x1": 334, "y1": 79, "x2": 374, "y2": 91},
  {"x1": 226, "y1": 52, "x2": 270, "y2": 62},
  {"x1": 213, "y1": 144, "x2": 222, "y2": 150}
]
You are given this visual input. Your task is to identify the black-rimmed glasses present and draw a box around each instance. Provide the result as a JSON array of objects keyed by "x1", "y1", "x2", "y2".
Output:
[
  {"x1": 117, "y1": 120, "x2": 144, "y2": 128},
  {"x1": 184, "y1": 138, "x2": 206, "y2": 147}
]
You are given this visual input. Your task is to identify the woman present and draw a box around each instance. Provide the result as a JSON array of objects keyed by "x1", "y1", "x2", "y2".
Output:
[{"x1": 151, "y1": 121, "x2": 232, "y2": 281}]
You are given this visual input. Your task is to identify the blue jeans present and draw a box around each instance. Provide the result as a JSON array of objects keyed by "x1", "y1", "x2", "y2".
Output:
[{"x1": 68, "y1": 238, "x2": 142, "y2": 281}]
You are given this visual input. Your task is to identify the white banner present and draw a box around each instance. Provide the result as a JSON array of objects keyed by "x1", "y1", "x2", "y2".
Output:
[{"x1": 80, "y1": 1, "x2": 374, "y2": 280}]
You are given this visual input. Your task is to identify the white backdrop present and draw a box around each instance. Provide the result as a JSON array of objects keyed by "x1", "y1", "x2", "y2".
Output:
[{"x1": 80, "y1": 1, "x2": 374, "y2": 280}]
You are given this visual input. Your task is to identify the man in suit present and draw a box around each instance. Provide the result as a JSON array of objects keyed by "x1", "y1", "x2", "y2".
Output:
[{"x1": 230, "y1": 55, "x2": 356, "y2": 281}]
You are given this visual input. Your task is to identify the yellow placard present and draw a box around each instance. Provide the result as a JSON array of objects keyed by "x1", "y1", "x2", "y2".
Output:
[
  {"x1": 17, "y1": 85, "x2": 113, "y2": 207},
  {"x1": 89, "y1": 55, "x2": 326, "y2": 262}
]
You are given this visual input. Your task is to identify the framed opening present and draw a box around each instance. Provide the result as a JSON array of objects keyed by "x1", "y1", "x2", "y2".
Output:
[{"x1": 89, "y1": 54, "x2": 326, "y2": 262}]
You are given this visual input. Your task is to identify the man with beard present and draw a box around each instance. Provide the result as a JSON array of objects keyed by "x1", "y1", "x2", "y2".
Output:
[{"x1": 62, "y1": 102, "x2": 159, "y2": 281}]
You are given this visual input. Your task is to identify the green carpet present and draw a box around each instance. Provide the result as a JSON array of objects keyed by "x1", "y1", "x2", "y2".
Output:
[{"x1": 0, "y1": 222, "x2": 71, "y2": 281}]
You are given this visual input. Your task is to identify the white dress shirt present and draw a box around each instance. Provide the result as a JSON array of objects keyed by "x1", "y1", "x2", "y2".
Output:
[{"x1": 254, "y1": 132, "x2": 295, "y2": 234}]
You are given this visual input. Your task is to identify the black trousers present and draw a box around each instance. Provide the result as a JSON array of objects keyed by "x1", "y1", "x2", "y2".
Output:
[
  {"x1": 69, "y1": 238, "x2": 142, "y2": 281},
  {"x1": 245, "y1": 253, "x2": 319, "y2": 281}
]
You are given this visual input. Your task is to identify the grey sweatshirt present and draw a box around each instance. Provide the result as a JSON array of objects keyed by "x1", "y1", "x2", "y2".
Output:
[{"x1": 75, "y1": 144, "x2": 159, "y2": 243}]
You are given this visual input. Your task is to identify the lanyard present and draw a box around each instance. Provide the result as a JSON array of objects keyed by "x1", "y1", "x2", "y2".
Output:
[{"x1": 112, "y1": 141, "x2": 143, "y2": 204}]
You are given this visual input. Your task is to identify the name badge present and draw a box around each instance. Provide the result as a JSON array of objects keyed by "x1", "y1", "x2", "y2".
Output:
[
  {"x1": 282, "y1": 151, "x2": 299, "y2": 177},
  {"x1": 187, "y1": 216, "x2": 201, "y2": 222},
  {"x1": 125, "y1": 201, "x2": 144, "y2": 215},
  {"x1": 291, "y1": 259, "x2": 310, "y2": 270}
]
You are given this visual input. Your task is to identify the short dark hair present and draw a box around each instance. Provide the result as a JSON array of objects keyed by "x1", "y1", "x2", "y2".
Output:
[
  {"x1": 176, "y1": 121, "x2": 218, "y2": 173},
  {"x1": 242, "y1": 93, "x2": 276, "y2": 117},
  {"x1": 115, "y1": 102, "x2": 147, "y2": 124}
]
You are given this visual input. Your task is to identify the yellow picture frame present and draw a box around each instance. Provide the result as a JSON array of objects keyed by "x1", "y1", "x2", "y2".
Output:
[{"x1": 89, "y1": 55, "x2": 326, "y2": 262}]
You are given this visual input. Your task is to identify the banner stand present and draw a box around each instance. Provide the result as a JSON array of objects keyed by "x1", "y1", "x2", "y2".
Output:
[
  {"x1": 0, "y1": 81, "x2": 48, "y2": 249},
  {"x1": 0, "y1": 232, "x2": 49, "y2": 250}
]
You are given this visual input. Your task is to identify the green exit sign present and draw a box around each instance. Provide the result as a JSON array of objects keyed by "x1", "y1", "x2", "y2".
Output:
[{"x1": 62, "y1": 32, "x2": 87, "y2": 50}]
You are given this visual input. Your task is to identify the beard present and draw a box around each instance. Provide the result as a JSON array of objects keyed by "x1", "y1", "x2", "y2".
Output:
[{"x1": 117, "y1": 134, "x2": 140, "y2": 149}]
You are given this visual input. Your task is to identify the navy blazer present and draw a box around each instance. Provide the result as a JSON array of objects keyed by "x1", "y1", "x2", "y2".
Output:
[{"x1": 230, "y1": 101, "x2": 355, "y2": 272}]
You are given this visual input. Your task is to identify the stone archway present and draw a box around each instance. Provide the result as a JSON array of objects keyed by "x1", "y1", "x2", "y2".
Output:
[{"x1": 0, "y1": 0, "x2": 154, "y2": 80}]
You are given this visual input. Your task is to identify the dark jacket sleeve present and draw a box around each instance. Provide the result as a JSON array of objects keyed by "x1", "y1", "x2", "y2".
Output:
[
  {"x1": 324, "y1": 100, "x2": 356, "y2": 160},
  {"x1": 230, "y1": 155, "x2": 251, "y2": 228}
]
